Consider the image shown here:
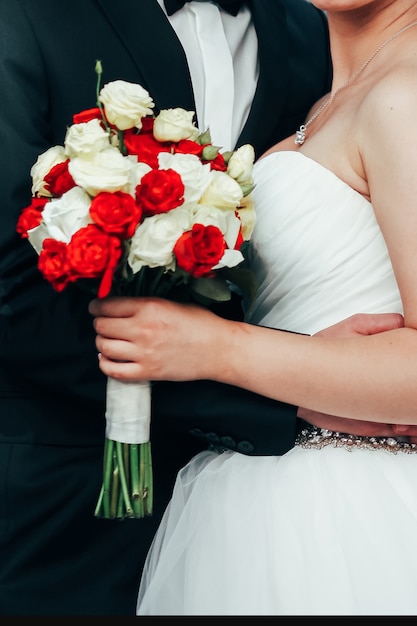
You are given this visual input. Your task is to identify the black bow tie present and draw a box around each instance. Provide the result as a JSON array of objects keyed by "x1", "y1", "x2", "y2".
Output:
[{"x1": 164, "y1": 0, "x2": 245, "y2": 17}]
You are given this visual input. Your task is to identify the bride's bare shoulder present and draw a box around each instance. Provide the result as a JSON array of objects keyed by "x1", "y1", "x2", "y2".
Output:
[{"x1": 362, "y1": 60, "x2": 417, "y2": 140}]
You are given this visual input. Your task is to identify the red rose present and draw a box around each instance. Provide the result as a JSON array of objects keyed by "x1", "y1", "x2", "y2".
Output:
[
  {"x1": 174, "y1": 223, "x2": 226, "y2": 278},
  {"x1": 141, "y1": 117, "x2": 155, "y2": 134},
  {"x1": 90, "y1": 191, "x2": 142, "y2": 239},
  {"x1": 38, "y1": 238, "x2": 73, "y2": 292},
  {"x1": 16, "y1": 197, "x2": 49, "y2": 237},
  {"x1": 65, "y1": 224, "x2": 123, "y2": 298},
  {"x1": 66, "y1": 222, "x2": 121, "y2": 273},
  {"x1": 205, "y1": 151, "x2": 228, "y2": 171},
  {"x1": 175, "y1": 140, "x2": 227, "y2": 171},
  {"x1": 135, "y1": 168, "x2": 184, "y2": 216},
  {"x1": 176, "y1": 139, "x2": 204, "y2": 157},
  {"x1": 234, "y1": 214, "x2": 244, "y2": 250},
  {"x1": 44, "y1": 160, "x2": 76, "y2": 196},
  {"x1": 124, "y1": 129, "x2": 172, "y2": 168},
  {"x1": 72, "y1": 107, "x2": 103, "y2": 125}
]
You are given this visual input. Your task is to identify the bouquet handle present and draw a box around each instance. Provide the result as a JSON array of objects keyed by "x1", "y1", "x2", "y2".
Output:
[
  {"x1": 95, "y1": 377, "x2": 153, "y2": 520},
  {"x1": 105, "y1": 377, "x2": 151, "y2": 443}
]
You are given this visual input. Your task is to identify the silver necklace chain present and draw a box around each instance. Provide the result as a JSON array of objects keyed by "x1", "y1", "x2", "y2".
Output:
[{"x1": 294, "y1": 19, "x2": 417, "y2": 146}]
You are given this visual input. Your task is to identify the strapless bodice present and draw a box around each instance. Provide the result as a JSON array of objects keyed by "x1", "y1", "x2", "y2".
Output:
[{"x1": 245, "y1": 151, "x2": 402, "y2": 335}]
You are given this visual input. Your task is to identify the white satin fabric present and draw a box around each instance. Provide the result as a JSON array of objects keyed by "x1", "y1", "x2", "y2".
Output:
[
  {"x1": 137, "y1": 152, "x2": 417, "y2": 616},
  {"x1": 246, "y1": 151, "x2": 403, "y2": 333},
  {"x1": 105, "y1": 378, "x2": 151, "y2": 444}
]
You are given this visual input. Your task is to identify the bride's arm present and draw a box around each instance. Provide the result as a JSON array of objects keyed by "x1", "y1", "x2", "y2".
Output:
[{"x1": 89, "y1": 295, "x2": 417, "y2": 425}]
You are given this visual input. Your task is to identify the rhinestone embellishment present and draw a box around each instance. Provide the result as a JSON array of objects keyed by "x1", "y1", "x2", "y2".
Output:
[{"x1": 296, "y1": 426, "x2": 417, "y2": 454}]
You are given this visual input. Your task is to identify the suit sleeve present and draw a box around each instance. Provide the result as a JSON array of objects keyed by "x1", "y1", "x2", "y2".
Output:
[
  {"x1": 152, "y1": 380, "x2": 298, "y2": 456},
  {"x1": 0, "y1": 1, "x2": 105, "y2": 405}
]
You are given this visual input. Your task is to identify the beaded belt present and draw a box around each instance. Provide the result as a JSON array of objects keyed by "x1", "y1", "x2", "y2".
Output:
[{"x1": 295, "y1": 425, "x2": 417, "y2": 454}]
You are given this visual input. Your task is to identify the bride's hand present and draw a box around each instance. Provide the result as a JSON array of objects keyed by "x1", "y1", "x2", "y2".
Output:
[{"x1": 89, "y1": 296, "x2": 227, "y2": 382}]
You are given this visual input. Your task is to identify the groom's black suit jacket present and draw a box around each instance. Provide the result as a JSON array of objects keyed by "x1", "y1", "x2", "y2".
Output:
[{"x1": 0, "y1": 0, "x2": 331, "y2": 615}]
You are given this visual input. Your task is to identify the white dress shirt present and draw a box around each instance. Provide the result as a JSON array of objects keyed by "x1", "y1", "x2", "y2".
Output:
[{"x1": 157, "y1": 0, "x2": 258, "y2": 151}]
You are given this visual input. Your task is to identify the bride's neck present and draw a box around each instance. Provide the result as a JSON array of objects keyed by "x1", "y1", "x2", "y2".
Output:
[{"x1": 326, "y1": 5, "x2": 417, "y2": 91}]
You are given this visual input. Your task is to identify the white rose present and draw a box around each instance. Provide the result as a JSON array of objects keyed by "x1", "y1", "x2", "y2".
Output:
[
  {"x1": 68, "y1": 148, "x2": 136, "y2": 196},
  {"x1": 27, "y1": 186, "x2": 92, "y2": 253},
  {"x1": 30, "y1": 145, "x2": 68, "y2": 196},
  {"x1": 227, "y1": 144, "x2": 255, "y2": 184},
  {"x1": 153, "y1": 108, "x2": 199, "y2": 142},
  {"x1": 158, "y1": 152, "x2": 211, "y2": 205},
  {"x1": 192, "y1": 204, "x2": 242, "y2": 251},
  {"x1": 236, "y1": 198, "x2": 256, "y2": 240},
  {"x1": 129, "y1": 157, "x2": 153, "y2": 192},
  {"x1": 98, "y1": 80, "x2": 155, "y2": 130},
  {"x1": 128, "y1": 207, "x2": 192, "y2": 273},
  {"x1": 213, "y1": 247, "x2": 244, "y2": 270},
  {"x1": 64, "y1": 118, "x2": 110, "y2": 159},
  {"x1": 199, "y1": 170, "x2": 243, "y2": 210}
]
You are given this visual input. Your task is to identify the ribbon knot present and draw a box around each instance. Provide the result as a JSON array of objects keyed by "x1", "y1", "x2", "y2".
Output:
[{"x1": 164, "y1": 0, "x2": 245, "y2": 17}]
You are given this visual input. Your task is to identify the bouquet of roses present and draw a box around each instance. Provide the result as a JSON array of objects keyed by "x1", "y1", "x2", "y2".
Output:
[{"x1": 16, "y1": 61, "x2": 257, "y2": 520}]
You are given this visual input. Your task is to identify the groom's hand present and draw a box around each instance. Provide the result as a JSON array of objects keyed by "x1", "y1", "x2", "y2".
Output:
[
  {"x1": 297, "y1": 408, "x2": 398, "y2": 438},
  {"x1": 391, "y1": 424, "x2": 417, "y2": 443},
  {"x1": 313, "y1": 312, "x2": 404, "y2": 338},
  {"x1": 297, "y1": 312, "x2": 414, "y2": 438}
]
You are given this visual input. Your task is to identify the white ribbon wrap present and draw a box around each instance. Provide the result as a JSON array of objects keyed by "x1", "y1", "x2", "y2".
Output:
[{"x1": 105, "y1": 377, "x2": 151, "y2": 444}]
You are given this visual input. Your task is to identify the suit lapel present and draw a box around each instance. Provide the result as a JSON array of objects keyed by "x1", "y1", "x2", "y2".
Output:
[
  {"x1": 96, "y1": 0, "x2": 196, "y2": 112},
  {"x1": 96, "y1": 0, "x2": 290, "y2": 155},
  {"x1": 238, "y1": 0, "x2": 288, "y2": 155}
]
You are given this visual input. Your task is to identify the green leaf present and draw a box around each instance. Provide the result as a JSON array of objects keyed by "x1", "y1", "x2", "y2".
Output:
[
  {"x1": 220, "y1": 267, "x2": 258, "y2": 308},
  {"x1": 197, "y1": 128, "x2": 212, "y2": 145},
  {"x1": 221, "y1": 150, "x2": 234, "y2": 164},
  {"x1": 191, "y1": 275, "x2": 232, "y2": 304},
  {"x1": 241, "y1": 182, "x2": 255, "y2": 197},
  {"x1": 201, "y1": 144, "x2": 220, "y2": 161}
]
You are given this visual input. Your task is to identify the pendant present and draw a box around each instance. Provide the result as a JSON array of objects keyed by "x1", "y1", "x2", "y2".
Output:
[{"x1": 294, "y1": 124, "x2": 306, "y2": 146}]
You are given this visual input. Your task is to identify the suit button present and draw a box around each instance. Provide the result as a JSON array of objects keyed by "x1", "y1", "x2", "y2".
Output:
[
  {"x1": 189, "y1": 428, "x2": 204, "y2": 439},
  {"x1": 220, "y1": 436, "x2": 236, "y2": 449},
  {"x1": 237, "y1": 440, "x2": 254, "y2": 454},
  {"x1": 206, "y1": 432, "x2": 220, "y2": 444}
]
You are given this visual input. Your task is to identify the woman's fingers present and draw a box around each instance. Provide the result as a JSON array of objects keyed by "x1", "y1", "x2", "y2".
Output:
[
  {"x1": 89, "y1": 296, "x2": 221, "y2": 382},
  {"x1": 89, "y1": 296, "x2": 141, "y2": 318},
  {"x1": 97, "y1": 350, "x2": 144, "y2": 380}
]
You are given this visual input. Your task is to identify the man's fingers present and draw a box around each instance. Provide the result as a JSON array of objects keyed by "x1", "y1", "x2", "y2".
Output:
[
  {"x1": 392, "y1": 424, "x2": 417, "y2": 436},
  {"x1": 364, "y1": 312, "x2": 404, "y2": 334}
]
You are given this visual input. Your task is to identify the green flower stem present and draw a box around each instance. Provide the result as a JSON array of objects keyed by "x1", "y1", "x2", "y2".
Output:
[
  {"x1": 130, "y1": 443, "x2": 144, "y2": 518},
  {"x1": 144, "y1": 442, "x2": 153, "y2": 516},
  {"x1": 116, "y1": 490, "x2": 124, "y2": 519},
  {"x1": 118, "y1": 130, "x2": 127, "y2": 156},
  {"x1": 139, "y1": 442, "x2": 153, "y2": 516},
  {"x1": 115, "y1": 441, "x2": 134, "y2": 518},
  {"x1": 95, "y1": 60, "x2": 111, "y2": 136},
  {"x1": 95, "y1": 439, "x2": 153, "y2": 519},
  {"x1": 95, "y1": 59, "x2": 103, "y2": 103},
  {"x1": 110, "y1": 462, "x2": 119, "y2": 519},
  {"x1": 139, "y1": 445, "x2": 146, "y2": 514},
  {"x1": 101, "y1": 438, "x2": 114, "y2": 518},
  {"x1": 122, "y1": 443, "x2": 130, "y2": 486}
]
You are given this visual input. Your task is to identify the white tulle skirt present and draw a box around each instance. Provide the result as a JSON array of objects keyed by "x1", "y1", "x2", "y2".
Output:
[{"x1": 137, "y1": 441, "x2": 417, "y2": 616}]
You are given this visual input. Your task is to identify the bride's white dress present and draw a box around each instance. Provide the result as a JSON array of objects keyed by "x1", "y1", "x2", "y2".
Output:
[{"x1": 137, "y1": 152, "x2": 417, "y2": 616}]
